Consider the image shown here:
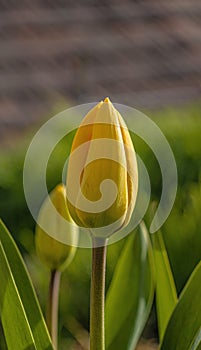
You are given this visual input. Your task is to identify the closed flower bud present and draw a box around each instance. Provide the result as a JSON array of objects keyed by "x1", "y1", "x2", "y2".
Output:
[
  {"x1": 35, "y1": 184, "x2": 78, "y2": 271},
  {"x1": 66, "y1": 98, "x2": 138, "y2": 237}
]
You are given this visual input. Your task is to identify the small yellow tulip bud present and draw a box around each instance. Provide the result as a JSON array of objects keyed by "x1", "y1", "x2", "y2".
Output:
[
  {"x1": 35, "y1": 184, "x2": 78, "y2": 271},
  {"x1": 66, "y1": 98, "x2": 138, "y2": 237}
]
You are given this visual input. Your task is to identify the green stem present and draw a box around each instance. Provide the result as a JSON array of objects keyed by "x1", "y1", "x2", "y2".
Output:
[
  {"x1": 90, "y1": 237, "x2": 107, "y2": 350},
  {"x1": 47, "y1": 269, "x2": 61, "y2": 350}
]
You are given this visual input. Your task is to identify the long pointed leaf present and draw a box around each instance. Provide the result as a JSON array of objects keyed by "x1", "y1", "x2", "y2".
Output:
[
  {"x1": 0, "y1": 241, "x2": 37, "y2": 350},
  {"x1": 160, "y1": 260, "x2": 201, "y2": 350},
  {"x1": 106, "y1": 222, "x2": 155, "y2": 350},
  {"x1": 151, "y1": 229, "x2": 178, "y2": 342},
  {"x1": 0, "y1": 220, "x2": 53, "y2": 350}
]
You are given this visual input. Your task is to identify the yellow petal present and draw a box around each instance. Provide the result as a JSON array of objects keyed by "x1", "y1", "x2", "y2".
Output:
[{"x1": 66, "y1": 98, "x2": 138, "y2": 237}]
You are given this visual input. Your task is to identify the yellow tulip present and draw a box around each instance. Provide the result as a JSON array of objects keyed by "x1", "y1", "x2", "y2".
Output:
[
  {"x1": 35, "y1": 184, "x2": 78, "y2": 271},
  {"x1": 66, "y1": 98, "x2": 138, "y2": 236}
]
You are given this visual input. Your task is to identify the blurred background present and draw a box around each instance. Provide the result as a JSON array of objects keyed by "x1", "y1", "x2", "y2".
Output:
[
  {"x1": 0, "y1": 0, "x2": 201, "y2": 144},
  {"x1": 0, "y1": 1, "x2": 201, "y2": 349}
]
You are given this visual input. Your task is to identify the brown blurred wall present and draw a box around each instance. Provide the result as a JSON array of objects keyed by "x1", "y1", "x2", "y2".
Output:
[{"x1": 0, "y1": 0, "x2": 201, "y2": 140}]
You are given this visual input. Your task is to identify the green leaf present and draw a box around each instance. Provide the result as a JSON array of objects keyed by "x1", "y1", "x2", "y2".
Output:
[
  {"x1": 160, "y1": 260, "x2": 201, "y2": 350},
  {"x1": 106, "y1": 222, "x2": 155, "y2": 350},
  {"x1": 0, "y1": 321, "x2": 8, "y2": 350},
  {"x1": 190, "y1": 327, "x2": 201, "y2": 350},
  {"x1": 0, "y1": 241, "x2": 37, "y2": 350},
  {"x1": 151, "y1": 229, "x2": 178, "y2": 342},
  {"x1": 0, "y1": 220, "x2": 54, "y2": 350}
]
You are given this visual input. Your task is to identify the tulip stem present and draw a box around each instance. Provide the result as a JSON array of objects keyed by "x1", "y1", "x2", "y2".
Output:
[
  {"x1": 47, "y1": 269, "x2": 61, "y2": 350},
  {"x1": 90, "y1": 237, "x2": 107, "y2": 350}
]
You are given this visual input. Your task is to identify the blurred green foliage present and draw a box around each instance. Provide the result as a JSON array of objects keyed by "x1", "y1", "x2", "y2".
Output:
[
  {"x1": 132, "y1": 102, "x2": 201, "y2": 292},
  {"x1": 0, "y1": 101, "x2": 201, "y2": 347}
]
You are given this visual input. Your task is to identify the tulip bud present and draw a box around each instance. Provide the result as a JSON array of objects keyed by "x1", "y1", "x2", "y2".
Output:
[
  {"x1": 66, "y1": 98, "x2": 138, "y2": 237},
  {"x1": 35, "y1": 184, "x2": 78, "y2": 271}
]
